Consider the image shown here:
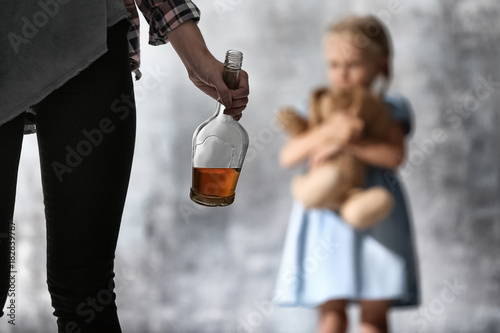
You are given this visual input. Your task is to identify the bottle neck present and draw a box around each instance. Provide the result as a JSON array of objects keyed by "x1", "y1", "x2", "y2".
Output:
[
  {"x1": 223, "y1": 67, "x2": 240, "y2": 90},
  {"x1": 214, "y1": 66, "x2": 241, "y2": 118},
  {"x1": 214, "y1": 50, "x2": 243, "y2": 118},
  {"x1": 214, "y1": 101, "x2": 225, "y2": 117}
]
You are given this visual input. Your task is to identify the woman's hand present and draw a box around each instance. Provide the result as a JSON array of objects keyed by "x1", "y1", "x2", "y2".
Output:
[
  {"x1": 168, "y1": 21, "x2": 249, "y2": 121},
  {"x1": 187, "y1": 56, "x2": 249, "y2": 121},
  {"x1": 309, "y1": 141, "x2": 345, "y2": 169}
]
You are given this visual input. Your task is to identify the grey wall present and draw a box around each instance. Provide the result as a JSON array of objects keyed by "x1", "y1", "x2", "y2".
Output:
[{"x1": 4, "y1": 0, "x2": 500, "y2": 332}]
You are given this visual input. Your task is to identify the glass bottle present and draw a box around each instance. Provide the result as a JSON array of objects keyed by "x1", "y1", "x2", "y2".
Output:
[{"x1": 190, "y1": 50, "x2": 249, "y2": 207}]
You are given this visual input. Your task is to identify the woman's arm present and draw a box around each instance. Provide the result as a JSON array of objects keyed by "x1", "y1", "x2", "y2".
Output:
[
  {"x1": 133, "y1": 1, "x2": 249, "y2": 118},
  {"x1": 344, "y1": 122, "x2": 407, "y2": 170},
  {"x1": 167, "y1": 21, "x2": 249, "y2": 116}
]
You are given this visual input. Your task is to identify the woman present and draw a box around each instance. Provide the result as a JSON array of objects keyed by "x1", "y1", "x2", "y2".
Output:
[{"x1": 0, "y1": 0, "x2": 249, "y2": 332}]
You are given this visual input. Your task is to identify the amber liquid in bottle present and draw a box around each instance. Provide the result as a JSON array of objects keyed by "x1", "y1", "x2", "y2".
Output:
[{"x1": 190, "y1": 167, "x2": 241, "y2": 206}]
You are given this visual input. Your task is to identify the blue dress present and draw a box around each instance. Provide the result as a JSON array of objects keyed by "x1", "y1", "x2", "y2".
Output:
[{"x1": 273, "y1": 93, "x2": 420, "y2": 308}]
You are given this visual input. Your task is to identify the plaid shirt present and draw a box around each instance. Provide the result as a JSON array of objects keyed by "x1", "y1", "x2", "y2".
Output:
[{"x1": 123, "y1": 0, "x2": 201, "y2": 79}]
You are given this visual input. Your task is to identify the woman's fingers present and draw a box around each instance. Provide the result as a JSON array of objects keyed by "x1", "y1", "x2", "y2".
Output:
[
  {"x1": 224, "y1": 105, "x2": 247, "y2": 117},
  {"x1": 229, "y1": 96, "x2": 249, "y2": 109},
  {"x1": 234, "y1": 70, "x2": 250, "y2": 99},
  {"x1": 232, "y1": 113, "x2": 242, "y2": 121},
  {"x1": 223, "y1": 70, "x2": 249, "y2": 117},
  {"x1": 189, "y1": 63, "x2": 249, "y2": 120}
]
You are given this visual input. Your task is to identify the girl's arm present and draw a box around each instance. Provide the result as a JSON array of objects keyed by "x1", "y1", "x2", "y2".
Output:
[
  {"x1": 280, "y1": 126, "x2": 330, "y2": 168},
  {"x1": 279, "y1": 113, "x2": 363, "y2": 168},
  {"x1": 344, "y1": 122, "x2": 407, "y2": 170}
]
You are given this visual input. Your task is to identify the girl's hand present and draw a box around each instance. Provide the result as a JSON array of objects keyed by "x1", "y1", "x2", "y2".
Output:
[
  {"x1": 309, "y1": 142, "x2": 344, "y2": 169},
  {"x1": 320, "y1": 113, "x2": 364, "y2": 144}
]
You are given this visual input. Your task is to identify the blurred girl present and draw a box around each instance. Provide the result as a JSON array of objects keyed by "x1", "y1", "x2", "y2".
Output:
[{"x1": 274, "y1": 15, "x2": 420, "y2": 333}]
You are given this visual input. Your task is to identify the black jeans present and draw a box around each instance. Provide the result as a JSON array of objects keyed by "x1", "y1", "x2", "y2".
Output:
[{"x1": 0, "y1": 19, "x2": 135, "y2": 333}]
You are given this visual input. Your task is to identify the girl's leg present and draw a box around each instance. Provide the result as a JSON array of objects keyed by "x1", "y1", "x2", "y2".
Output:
[
  {"x1": 317, "y1": 299, "x2": 348, "y2": 333},
  {"x1": 359, "y1": 300, "x2": 391, "y2": 333},
  {"x1": 35, "y1": 19, "x2": 135, "y2": 333},
  {"x1": 0, "y1": 113, "x2": 25, "y2": 317}
]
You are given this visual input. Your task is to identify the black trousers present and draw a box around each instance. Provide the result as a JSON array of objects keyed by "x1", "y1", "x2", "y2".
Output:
[{"x1": 0, "y1": 19, "x2": 135, "y2": 333}]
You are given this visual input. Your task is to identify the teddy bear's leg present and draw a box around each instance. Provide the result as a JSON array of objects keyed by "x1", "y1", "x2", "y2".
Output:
[
  {"x1": 340, "y1": 187, "x2": 394, "y2": 229},
  {"x1": 291, "y1": 163, "x2": 343, "y2": 209}
]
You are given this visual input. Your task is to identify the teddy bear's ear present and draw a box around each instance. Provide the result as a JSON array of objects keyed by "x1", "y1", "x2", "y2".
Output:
[
  {"x1": 347, "y1": 87, "x2": 371, "y2": 117},
  {"x1": 329, "y1": 87, "x2": 356, "y2": 115},
  {"x1": 364, "y1": 97, "x2": 394, "y2": 140},
  {"x1": 330, "y1": 87, "x2": 352, "y2": 110},
  {"x1": 309, "y1": 87, "x2": 330, "y2": 127},
  {"x1": 319, "y1": 93, "x2": 333, "y2": 122},
  {"x1": 353, "y1": 89, "x2": 394, "y2": 140}
]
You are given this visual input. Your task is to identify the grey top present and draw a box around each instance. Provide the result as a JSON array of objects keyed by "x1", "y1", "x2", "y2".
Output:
[{"x1": 0, "y1": 0, "x2": 130, "y2": 127}]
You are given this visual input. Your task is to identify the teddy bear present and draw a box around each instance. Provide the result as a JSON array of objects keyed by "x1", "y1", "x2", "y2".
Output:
[{"x1": 277, "y1": 86, "x2": 396, "y2": 229}]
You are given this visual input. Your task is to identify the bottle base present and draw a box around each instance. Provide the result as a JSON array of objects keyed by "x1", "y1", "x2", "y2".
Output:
[{"x1": 190, "y1": 188, "x2": 234, "y2": 207}]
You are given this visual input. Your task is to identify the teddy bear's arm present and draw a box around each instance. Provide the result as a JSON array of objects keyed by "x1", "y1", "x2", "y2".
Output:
[{"x1": 276, "y1": 107, "x2": 309, "y2": 136}]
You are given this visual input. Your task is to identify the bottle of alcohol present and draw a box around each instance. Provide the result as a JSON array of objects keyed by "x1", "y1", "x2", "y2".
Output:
[{"x1": 190, "y1": 50, "x2": 249, "y2": 207}]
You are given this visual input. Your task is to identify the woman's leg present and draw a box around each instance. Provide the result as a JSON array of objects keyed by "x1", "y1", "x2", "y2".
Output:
[
  {"x1": 0, "y1": 113, "x2": 25, "y2": 317},
  {"x1": 317, "y1": 299, "x2": 348, "y2": 333},
  {"x1": 359, "y1": 300, "x2": 391, "y2": 333},
  {"x1": 35, "y1": 19, "x2": 135, "y2": 333}
]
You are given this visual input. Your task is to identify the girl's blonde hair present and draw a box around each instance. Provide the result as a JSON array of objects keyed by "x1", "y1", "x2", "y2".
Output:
[{"x1": 326, "y1": 15, "x2": 393, "y2": 94}]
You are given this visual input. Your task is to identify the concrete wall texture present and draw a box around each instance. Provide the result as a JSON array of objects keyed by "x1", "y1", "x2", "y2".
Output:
[{"x1": 3, "y1": 0, "x2": 499, "y2": 332}]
